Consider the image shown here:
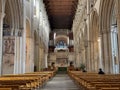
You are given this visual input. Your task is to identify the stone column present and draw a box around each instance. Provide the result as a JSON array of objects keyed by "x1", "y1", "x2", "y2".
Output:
[
  {"x1": 77, "y1": 53, "x2": 81, "y2": 67},
  {"x1": 98, "y1": 36, "x2": 103, "y2": 69},
  {"x1": 88, "y1": 41, "x2": 93, "y2": 72},
  {"x1": 116, "y1": 12, "x2": 120, "y2": 73},
  {"x1": 83, "y1": 49, "x2": 86, "y2": 64},
  {"x1": 19, "y1": 35, "x2": 25, "y2": 73},
  {"x1": 35, "y1": 43, "x2": 39, "y2": 71},
  {"x1": 20, "y1": 0, "x2": 26, "y2": 74},
  {"x1": 86, "y1": 41, "x2": 90, "y2": 71},
  {"x1": 91, "y1": 41, "x2": 95, "y2": 72},
  {"x1": 42, "y1": 48, "x2": 45, "y2": 70},
  {"x1": 41, "y1": 48, "x2": 45, "y2": 69},
  {"x1": 84, "y1": 48, "x2": 87, "y2": 68},
  {"x1": 0, "y1": 12, "x2": 5, "y2": 75},
  {"x1": 86, "y1": 41, "x2": 91, "y2": 72},
  {"x1": 29, "y1": 38, "x2": 34, "y2": 72},
  {"x1": 14, "y1": 33, "x2": 26, "y2": 74},
  {"x1": 101, "y1": 30, "x2": 112, "y2": 73},
  {"x1": 25, "y1": 37, "x2": 34, "y2": 72},
  {"x1": 14, "y1": 36, "x2": 20, "y2": 74},
  {"x1": 107, "y1": 31, "x2": 113, "y2": 73},
  {"x1": 44, "y1": 53, "x2": 48, "y2": 68},
  {"x1": 94, "y1": 42, "x2": 98, "y2": 72},
  {"x1": 39, "y1": 47, "x2": 43, "y2": 70},
  {"x1": 86, "y1": 0, "x2": 91, "y2": 72}
]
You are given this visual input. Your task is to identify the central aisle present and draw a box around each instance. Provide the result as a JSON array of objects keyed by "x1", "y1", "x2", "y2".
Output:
[{"x1": 41, "y1": 74, "x2": 80, "y2": 90}]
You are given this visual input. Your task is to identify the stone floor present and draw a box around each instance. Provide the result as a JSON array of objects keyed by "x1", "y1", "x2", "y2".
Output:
[{"x1": 41, "y1": 74, "x2": 80, "y2": 90}]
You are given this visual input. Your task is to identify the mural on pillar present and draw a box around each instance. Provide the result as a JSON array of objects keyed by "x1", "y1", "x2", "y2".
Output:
[
  {"x1": 26, "y1": 38, "x2": 30, "y2": 72},
  {"x1": 26, "y1": 19, "x2": 31, "y2": 72},
  {"x1": 2, "y1": 36, "x2": 15, "y2": 74}
]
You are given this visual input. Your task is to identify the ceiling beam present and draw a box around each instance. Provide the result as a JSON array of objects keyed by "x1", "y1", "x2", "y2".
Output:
[
  {"x1": 44, "y1": 0, "x2": 77, "y2": 2},
  {"x1": 46, "y1": 6, "x2": 73, "y2": 10},
  {"x1": 45, "y1": 6, "x2": 76, "y2": 11},
  {"x1": 47, "y1": 11, "x2": 72, "y2": 14},
  {"x1": 43, "y1": 0, "x2": 78, "y2": 30}
]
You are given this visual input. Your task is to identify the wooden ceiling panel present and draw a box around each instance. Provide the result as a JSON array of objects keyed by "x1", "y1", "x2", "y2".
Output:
[{"x1": 43, "y1": 0, "x2": 78, "y2": 30}]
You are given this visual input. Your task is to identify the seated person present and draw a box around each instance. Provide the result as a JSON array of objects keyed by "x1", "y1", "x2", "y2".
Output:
[
  {"x1": 68, "y1": 62, "x2": 75, "y2": 71},
  {"x1": 98, "y1": 68, "x2": 105, "y2": 74},
  {"x1": 82, "y1": 69, "x2": 87, "y2": 72}
]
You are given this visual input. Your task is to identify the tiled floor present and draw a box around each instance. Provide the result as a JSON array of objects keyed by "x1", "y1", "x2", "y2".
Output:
[{"x1": 41, "y1": 74, "x2": 80, "y2": 90}]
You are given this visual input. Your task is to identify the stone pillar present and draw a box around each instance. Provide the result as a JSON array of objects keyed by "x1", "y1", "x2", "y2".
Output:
[
  {"x1": 98, "y1": 36, "x2": 103, "y2": 69},
  {"x1": 39, "y1": 47, "x2": 43, "y2": 70},
  {"x1": 91, "y1": 41, "x2": 95, "y2": 72},
  {"x1": 35, "y1": 43, "x2": 39, "y2": 71},
  {"x1": 86, "y1": 41, "x2": 90, "y2": 71},
  {"x1": 101, "y1": 30, "x2": 112, "y2": 73},
  {"x1": 41, "y1": 48, "x2": 45, "y2": 69},
  {"x1": 77, "y1": 53, "x2": 81, "y2": 67},
  {"x1": 107, "y1": 31, "x2": 113, "y2": 73},
  {"x1": 93, "y1": 41, "x2": 96, "y2": 72},
  {"x1": 83, "y1": 49, "x2": 86, "y2": 64},
  {"x1": 116, "y1": 12, "x2": 120, "y2": 73},
  {"x1": 0, "y1": 12, "x2": 5, "y2": 75},
  {"x1": 88, "y1": 41, "x2": 93, "y2": 72},
  {"x1": 25, "y1": 37, "x2": 34, "y2": 72},
  {"x1": 44, "y1": 53, "x2": 48, "y2": 68},
  {"x1": 14, "y1": 36, "x2": 20, "y2": 74},
  {"x1": 19, "y1": 36, "x2": 23, "y2": 73},
  {"x1": 86, "y1": 41, "x2": 92, "y2": 72},
  {"x1": 84, "y1": 47, "x2": 87, "y2": 68},
  {"x1": 21, "y1": 0, "x2": 26, "y2": 74},
  {"x1": 41, "y1": 47, "x2": 46, "y2": 70},
  {"x1": 86, "y1": 0, "x2": 91, "y2": 72},
  {"x1": 30, "y1": 38, "x2": 34, "y2": 72},
  {"x1": 21, "y1": 27, "x2": 26, "y2": 74}
]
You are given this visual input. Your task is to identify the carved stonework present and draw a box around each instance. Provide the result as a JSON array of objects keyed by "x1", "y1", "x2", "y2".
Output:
[{"x1": 18, "y1": 30, "x2": 23, "y2": 36}]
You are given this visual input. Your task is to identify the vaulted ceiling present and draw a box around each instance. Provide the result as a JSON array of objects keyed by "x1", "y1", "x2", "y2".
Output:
[{"x1": 43, "y1": 0, "x2": 78, "y2": 30}]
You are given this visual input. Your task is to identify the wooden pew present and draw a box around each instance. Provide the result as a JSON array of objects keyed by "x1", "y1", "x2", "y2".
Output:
[
  {"x1": 0, "y1": 88, "x2": 12, "y2": 90},
  {"x1": 0, "y1": 77, "x2": 39, "y2": 89},
  {"x1": 0, "y1": 71, "x2": 55, "y2": 90},
  {"x1": 100, "y1": 87, "x2": 120, "y2": 90},
  {"x1": 0, "y1": 85, "x2": 19, "y2": 90},
  {"x1": 68, "y1": 71, "x2": 120, "y2": 90}
]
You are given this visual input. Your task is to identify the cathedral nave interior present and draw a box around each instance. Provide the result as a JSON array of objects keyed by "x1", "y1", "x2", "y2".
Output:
[{"x1": 0, "y1": 0, "x2": 120, "y2": 90}]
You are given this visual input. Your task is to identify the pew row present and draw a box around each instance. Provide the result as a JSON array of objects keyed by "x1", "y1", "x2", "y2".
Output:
[
  {"x1": 0, "y1": 71, "x2": 55, "y2": 90},
  {"x1": 68, "y1": 71, "x2": 120, "y2": 90}
]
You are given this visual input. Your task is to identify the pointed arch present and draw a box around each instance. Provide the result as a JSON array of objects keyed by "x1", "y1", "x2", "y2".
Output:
[
  {"x1": 99, "y1": 0, "x2": 114, "y2": 33},
  {"x1": 90, "y1": 10, "x2": 99, "y2": 41}
]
